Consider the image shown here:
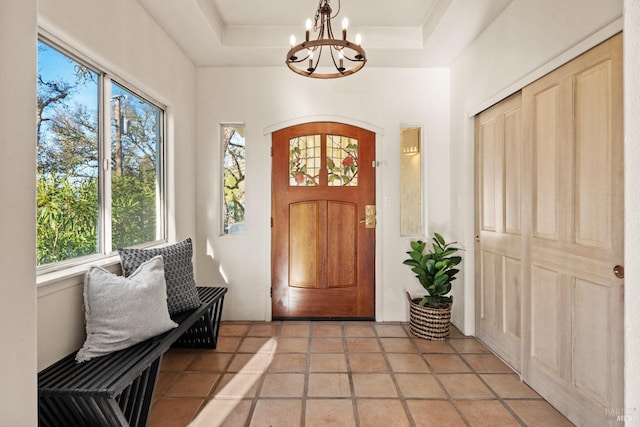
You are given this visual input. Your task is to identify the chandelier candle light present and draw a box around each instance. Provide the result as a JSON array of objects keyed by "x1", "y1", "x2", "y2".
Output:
[{"x1": 286, "y1": 0, "x2": 366, "y2": 78}]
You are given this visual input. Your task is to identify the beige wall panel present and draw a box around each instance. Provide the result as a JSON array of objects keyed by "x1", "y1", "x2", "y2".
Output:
[
  {"x1": 480, "y1": 250, "x2": 498, "y2": 325},
  {"x1": 531, "y1": 266, "x2": 559, "y2": 370},
  {"x1": 481, "y1": 120, "x2": 498, "y2": 232},
  {"x1": 573, "y1": 277, "x2": 610, "y2": 404},
  {"x1": 503, "y1": 256, "x2": 521, "y2": 339},
  {"x1": 575, "y1": 62, "x2": 612, "y2": 248},
  {"x1": 504, "y1": 109, "x2": 522, "y2": 235},
  {"x1": 533, "y1": 87, "x2": 560, "y2": 239}
]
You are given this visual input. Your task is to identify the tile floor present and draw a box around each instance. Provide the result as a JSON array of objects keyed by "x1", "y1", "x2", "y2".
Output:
[{"x1": 149, "y1": 321, "x2": 574, "y2": 427}]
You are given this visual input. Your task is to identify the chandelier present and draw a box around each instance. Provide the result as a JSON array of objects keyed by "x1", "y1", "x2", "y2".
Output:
[{"x1": 286, "y1": 0, "x2": 367, "y2": 79}]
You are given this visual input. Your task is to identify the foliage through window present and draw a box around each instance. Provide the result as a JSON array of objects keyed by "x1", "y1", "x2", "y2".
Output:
[
  {"x1": 222, "y1": 125, "x2": 245, "y2": 235},
  {"x1": 37, "y1": 38, "x2": 165, "y2": 267}
]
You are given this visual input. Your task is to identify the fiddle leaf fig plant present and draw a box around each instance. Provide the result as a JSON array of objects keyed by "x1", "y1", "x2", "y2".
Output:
[{"x1": 403, "y1": 233, "x2": 462, "y2": 308}]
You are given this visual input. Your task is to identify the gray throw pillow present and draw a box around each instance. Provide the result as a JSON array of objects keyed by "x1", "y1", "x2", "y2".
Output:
[
  {"x1": 76, "y1": 255, "x2": 178, "y2": 363},
  {"x1": 118, "y1": 238, "x2": 201, "y2": 314}
]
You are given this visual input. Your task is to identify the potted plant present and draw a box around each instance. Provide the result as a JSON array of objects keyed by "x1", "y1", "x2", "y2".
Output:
[{"x1": 403, "y1": 232, "x2": 462, "y2": 340}]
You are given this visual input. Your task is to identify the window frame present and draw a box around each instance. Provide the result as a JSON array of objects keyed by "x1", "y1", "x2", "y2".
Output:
[
  {"x1": 220, "y1": 123, "x2": 246, "y2": 236},
  {"x1": 36, "y1": 33, "x2": 167, "y2": 276}
]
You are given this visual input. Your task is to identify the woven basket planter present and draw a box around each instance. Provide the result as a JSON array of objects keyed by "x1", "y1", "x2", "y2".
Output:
[{"x1": 406, "y1": 292, "x2": 452, "y2": 340}]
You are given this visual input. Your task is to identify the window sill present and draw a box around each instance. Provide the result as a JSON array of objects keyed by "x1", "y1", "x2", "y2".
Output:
[{"x1": 37, "y1": 255, "x2": 122, "y2": 297}]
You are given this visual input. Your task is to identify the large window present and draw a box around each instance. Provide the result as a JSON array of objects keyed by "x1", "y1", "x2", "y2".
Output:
[
  {"x1": 222, "y1": 124, "x2": 245, "y2": 235},
  {"x1": 37, "y1": 38, "x2": 165, "y2": 268}
]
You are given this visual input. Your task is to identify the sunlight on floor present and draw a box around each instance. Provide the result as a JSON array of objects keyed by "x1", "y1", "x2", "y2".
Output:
[{"x1": 188, "y1": 338, "x2": 277, "y2": 426}]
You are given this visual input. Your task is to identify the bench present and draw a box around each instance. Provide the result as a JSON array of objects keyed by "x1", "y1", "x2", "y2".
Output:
[{"x1": 38, "y1": 286, "x2": 227, "y2": 427}]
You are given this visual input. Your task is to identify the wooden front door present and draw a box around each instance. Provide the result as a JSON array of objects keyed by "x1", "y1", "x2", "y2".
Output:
[{"x1": 271, "y1": 122, "x2": 375, "y2": 319}]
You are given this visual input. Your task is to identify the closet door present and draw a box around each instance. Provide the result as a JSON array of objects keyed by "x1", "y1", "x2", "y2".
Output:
[
  {"x1": 521, "y1": 33, "x2": 623, "y2": 426},
  {"x1": 475, "y1": 93, "x2": 523, "y2": 372}
]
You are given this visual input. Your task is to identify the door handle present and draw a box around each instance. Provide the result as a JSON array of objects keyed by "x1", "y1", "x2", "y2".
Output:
[
  {"x1": 613, "y1": 265, "x2": 624, "y2": 279},
  {"x1": 360, "y1": 205, "x2": 376, "y2": 228}
]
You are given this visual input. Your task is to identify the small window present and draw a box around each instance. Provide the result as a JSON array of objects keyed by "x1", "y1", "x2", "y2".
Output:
[
  {"x1": 37, "y1": 38, "x2": 165, "y2": 268},
  {"x1": 222, "y1": 124, "x2": 245, "y2": 235}
]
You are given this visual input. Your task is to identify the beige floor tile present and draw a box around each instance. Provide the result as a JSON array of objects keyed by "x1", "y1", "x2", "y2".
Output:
[
  {"x1": 311, "y1": 337, "x2": 345, "y2": 352},
  {"x1": 247, "y1": 322, "x2": 280, "y2": 337},
  {"x1": 154, "y1": 372, "x2": 179, "y2": 397},
  {"x1": 395, "y1": 373, "x2": 447, "y2": 398},
  {"x1": 425, "y1": 354, "x2": 471, "y2": 372},
  {"x1": 344, "y1": 324, "x2": 375, "y2": 337},
  {"x1": 249, "y1": 399, "x2": 302, "y2": 427},
  {"x1": 374, "y1": 323, "x2": 409, "y2": 337},
  {"x1": 310, "y1": 353, "x2": 348, "y2": 372},
  {"x1": 312, "y1": 322, "x2": 343, "y2": 337},
  {"x1": 348, "y1": 353, "x2": 389, "y2": 372},
  {"x1": 308, "y1": 373, "x2": 352, "y2": 397},
  {"x1": 449, "y1": 327, "x2": 466, "y2": 338},
  {"x1": 259, "y1": 373, "x2": 305, "y2": 397},
  {"x1": 481, "y1": 374, "x2": 541, "y2": 399},
  {"x1": 437, "y1": 373, "x2": 495, "y2": 399},
  {"x1": 463, "y1": 353, "x2": 513, "y2": 373},
  {"x1": 150, "y1": 322, "x2": 574, "y2": 426},
  {"x1": 213, "y1": 337, "x2": 242, "y2": 352},
  {"x1": 356, "y1": 399, "x2": 411, "y2": 427},
  {"x1": 506, "y1": 399, "x2": 575, "y2": 426},
  {"x1": 227, "y1": 353, "x2": 273, "y2": 373},
  {"x1": 280, "y1": 322, "x2": 311, "y2": 337},
  {"x1": 161, "y1": 349, "x2": 197, "y2": 372},
  {"x1": 190, "y1": 399, "x2": 252, "y2": 427},
  {"x1": 406, "y1": 400, "x2": 466, "y2": 427},
  {"x1": 212, "y1": 373, "x2": 262, "y2": 398},
  {"x1": 187, "y1": 352, "x2": 232, "y2": 372},
  {"x1": 413, "y1": 339, "x2": 456, "y2": 353},
  {"x1": 148, "y1": 398, "x2": 203, "y2": 427},
  {"x1": 274, "y1": 337, "x2": 309, "y2": 353},
  {"x1": 237, "y1": 337, "x2": 276, "y2": 353},
  {"x1": 219, "y1": 322, "x2": 250, "y2": 337},
  {"x1": 379, "y1": 338, "x2": 418, "y2": 353},
  {"x1": 165, "y1": 372, "x2": 219, "y2": 397},
  {"x1": 448, "y1": 338, "x2": 491, "y2": 353},
  {"x1": 306, "y1": 399, "x2": 357, "y2": 427},
  {"x1": 268, "y1": 353, "x2": 307, "y2": 372},
  {"x1": 456, "y1": 400, "x2": 520, "y2": 426},
  {"x1": 346, "y1": 337, "x2": 381, "y2": 352},
  {"x1": 386, "y1": 353, "x2": 430, "y2": 373},
  {"x1": 352, "y1": 373, "x2": 398, "y2": 397}
]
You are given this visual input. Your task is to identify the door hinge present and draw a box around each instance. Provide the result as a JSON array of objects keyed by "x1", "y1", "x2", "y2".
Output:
[
  {"x1": 270, "y1": 146, "x2": 273, "y2": 156},
  {"x1": 372, "y1": 160, "x2": 380, "y2": 168},
  {"x1": 270, "y1": 287, "x2": 273, "y2": 298},
  {"x1": 270, "y1": 217, "x2": 273, "y2": 228}
]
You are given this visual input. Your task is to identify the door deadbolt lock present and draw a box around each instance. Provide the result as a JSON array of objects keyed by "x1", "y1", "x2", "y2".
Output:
[
  {"x1": 359, "y1": 205, "x2": 376, "y2": 229},
  {"x1": 613, "y1": 265, "x2": 624, "y2": 279}
]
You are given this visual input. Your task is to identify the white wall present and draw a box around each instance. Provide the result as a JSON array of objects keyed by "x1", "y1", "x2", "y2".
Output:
[
  {"x1": 0, "y1": 1, "x2": 38, "y2": 425},
  {"x1": 449, "y1": 0, "x2": 623, "y2": 333},
  {"x1": 36, "y1": 0, "x2": 197, "y2": 370},
  {"x1": 195, "y1": 67, "x2": 450, "y2": 322},
  {"x1": 624, "y1": 0, "x2": 640, "y2": 423}
]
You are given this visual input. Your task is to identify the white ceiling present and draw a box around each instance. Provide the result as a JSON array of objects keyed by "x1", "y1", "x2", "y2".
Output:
[{"x1": 137, "y1": 0, "x2": 513, "y2": 68}]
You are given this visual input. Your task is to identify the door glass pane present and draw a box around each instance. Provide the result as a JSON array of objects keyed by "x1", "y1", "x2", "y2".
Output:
[
  {"x1": 327, "y1": 135, "x2": 358, "y2": 186},
  {"x1": 36, "y1": 40, "x2": 100, "y2": 265},
  {"x1": 111, "y1": 82, "x2": 163, "y2": 249},
  {"x1": 289, "y1": 135, "x2": 321, "y2": 186}
]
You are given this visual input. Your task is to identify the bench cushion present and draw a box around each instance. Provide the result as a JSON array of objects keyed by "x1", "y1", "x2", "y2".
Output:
[
  {"x1": 76, "y1": 255, "x2": 178, "y2": 363},
  {"x1": 119, "y1": 238, "x2": 201, "y2": 314}
]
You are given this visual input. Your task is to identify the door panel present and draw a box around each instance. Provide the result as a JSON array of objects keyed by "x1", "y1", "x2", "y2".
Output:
[
  {"x1": 475, "y1": 93, "x2": 523, "y2": 372},
  {"x1": 272, "y1": 122, "x2": 375, "y2": 319},
  {"x1": 522, "y1": 33, "x2": 623, "y2": 426}
]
